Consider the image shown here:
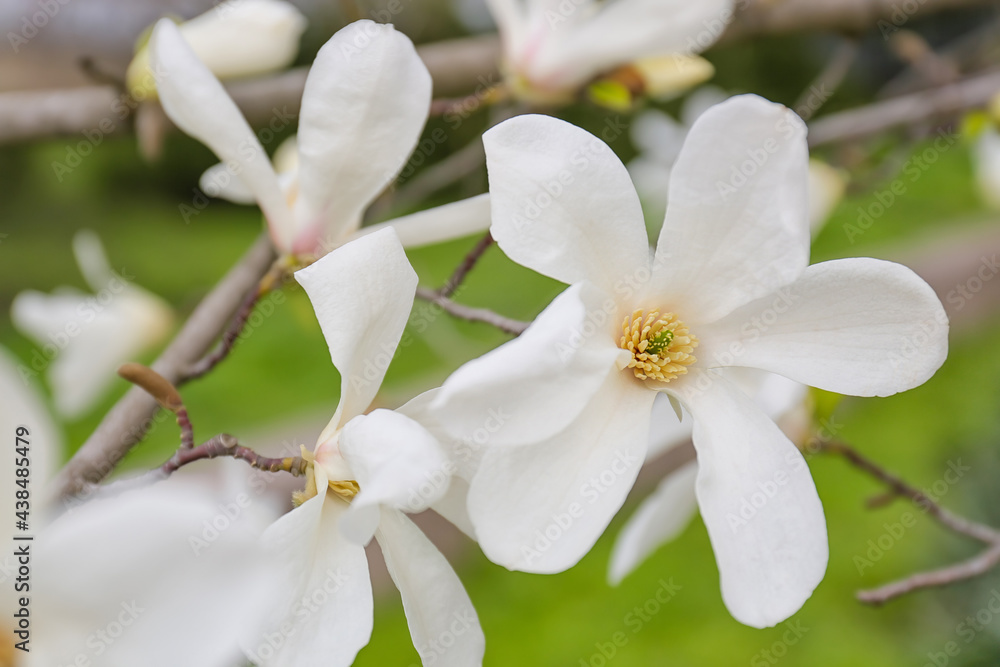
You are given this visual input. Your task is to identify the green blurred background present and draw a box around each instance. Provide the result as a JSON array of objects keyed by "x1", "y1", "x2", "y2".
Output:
[{"x1": 3, "y1": 11, "x2": 1000, "y2": 667}]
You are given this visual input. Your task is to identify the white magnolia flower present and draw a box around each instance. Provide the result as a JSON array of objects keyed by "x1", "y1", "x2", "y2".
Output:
[
  {"x1": 487, "y1": 0, "x2": 733, "y2": 104},
  {"x1": 429, "y1": 96, "x2": 948, "y2": 627},
  {"x1": 608, "y1": 371, "x2": 809, "y2": 586},
  {"x1": 127, "y1": 0, "x2": 308, "y2": 99},
  {"x1": 629, "y1": 87, "x2": 846, "y2": 230},
  {"x1": 33, "y1": 477, "x2": 281, "y2": 667},
  {"x1": 151, "y1": 19, "x2": 491, "y2": 257},
  {"x1": 972, "y1": 125, "x2": 1000, "y2": 210},
  {"x1": 252, "y1": 228, "x2": 484, "y2": 667},
  {"x1": 11, "y1": 231, "x2": 174, "y2": 419}
]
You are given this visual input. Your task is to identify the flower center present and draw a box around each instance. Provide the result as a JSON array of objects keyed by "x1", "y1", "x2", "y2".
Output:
[
  {"x1": 291, "y1": 446, "x2": 360, "y2": 506},
  {"x1": 618, "y1": 309, "x2": 698, "y2": 383}
]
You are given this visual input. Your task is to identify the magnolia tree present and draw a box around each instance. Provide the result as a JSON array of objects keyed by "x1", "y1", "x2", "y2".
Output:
[{"x1": 3, "y1": 0, "x2": 1000, "y2": 665}]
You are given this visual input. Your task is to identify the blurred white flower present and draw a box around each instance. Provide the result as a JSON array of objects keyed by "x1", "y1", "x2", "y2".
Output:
[
  {"x1": 972, "y1": 125, "x2": 1000, "y2": 210},
  {"x1": 251, "y1": 228, "x2": 484, "y2": 667},
  {"x1": 32, "y1": 476, "x2": 281, "y2": 667},
  {"x1": 11, "y1": 231, "x2": 174, "y2": 419},
  {"x1": 151, "y1": 19, "x2": 492, "y2": 257},
  {"x1": 429, "y1": 96, "x2": 948, "y2": 628},
  {"x1": 126, "y1": 0, "x2": 308, "y2": 99},
  {"x1": 629, "y1": 88, "x2": 846, "y2": 231},
  {"x1": 487, "y1": 0, "x2": 733, "y2": 104}
]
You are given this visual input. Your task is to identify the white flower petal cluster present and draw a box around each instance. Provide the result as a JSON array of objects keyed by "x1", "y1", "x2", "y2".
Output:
[
  {"x1": 11, "y1": 231, "x2": 174, "y2": 419},
  {"x1": 424, "y1": 95, "x2": 949, "y2": 628},
  {"x1": 250, "y1": 228, "x2": 485, "y2": 667},
  {"x1": 487, "y1": 0, "x2": 733, "y2": 102},
  {"x1": 127, "y1": 0, "x2": 308, "y2": 99},
  {"x1": 151, "y1": 19, "x2": 491, "y2": 257}
]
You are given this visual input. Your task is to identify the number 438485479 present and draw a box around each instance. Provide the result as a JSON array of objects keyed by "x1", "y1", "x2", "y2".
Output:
[{"x1": 14, "y1": 426, "x2": 29, "y2": 529}]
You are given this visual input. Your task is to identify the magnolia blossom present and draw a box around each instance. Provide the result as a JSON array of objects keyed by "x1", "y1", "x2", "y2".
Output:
[
  {"x1": 151, "y1": 19, "x2": 491, "y2": 257},
  {"x1": 252, "y1": 228, "x2": 483, "y2": 667},
  {"x1": 126, "y1": 0, "x2": 307, "y2": 99},
  {"x1": 11, "y1": 231, "x2": 173, "y2": 419},
  {"x1": 487, "y1": 0, "x2": 733, "y2": 104},
  {"x1": 608, "y1": 371, "x2": 810, "y2": 586},
  {"x1": 629, "y1": 87, "x2": 846, "y2": 229},
  {"x1": 429, "y1": 96, "x2": 949, "y2": 627}
]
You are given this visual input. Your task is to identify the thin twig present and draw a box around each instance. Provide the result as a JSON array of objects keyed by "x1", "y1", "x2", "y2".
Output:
[
  {"x1": 857, "y1": 542, "x2": 1000, "y2": 605},
  {"x1": 440, "y1": 232, "x2": 494, "y2": 298},
  {"x1": 794, "y1": 38, "x2": 859, "y2": 120},
  {"x1": 807, "y1": 68, "x2": 1000, "y2": 147},
  {"x1": 416, "y1": 287, "x2": 529, "y2": 336},
  {"x1": 52, "y1": 233, "x2": 277, "y2": 503},
  {"x1": 820, "y1": 441, "x2": 1000, "y2": 544},
  {"x1": 818, "y1": 440, "x2": 1000, "y2": 605}
]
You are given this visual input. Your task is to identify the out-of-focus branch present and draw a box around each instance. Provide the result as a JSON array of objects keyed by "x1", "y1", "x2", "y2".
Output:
[
  {"x1": 5, "y1": 0, "x2": 999, "y2": 145},
  {"x1": 415, "y1": 286, "x2": 529, "y2": 336},
  {"x1": 724, "y1": 0, "x2": 998, "y2": 42},
  {"x1": 51, "y1": 233, "x2": 276, "y2": 503},
  {"x1": 808, "y1": 68, "x2": 1000, "y2": 146}
]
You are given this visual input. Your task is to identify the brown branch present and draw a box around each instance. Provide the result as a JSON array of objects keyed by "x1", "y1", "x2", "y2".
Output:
[
  {"x1": 807, "y1": 68, "x2": 1000, "y2": 147},
  {"x1": 857, "y1": 542, "x2": 1000, "y2": 605},
  {"x1": 441, "y1": 232, "x2": 494, "y2": 298},
  {"x1": 724, "y1": 0, "x2": 998, "y2": 42},
  {"x1": 818, "y1": 440, "x2": 1000, "y2": 605},
  {"x1": 50, "y1": 233, "x2": 277, "y2": 504},
  {"x1": 415, "y1": 286, "x2": 529, "y2": 336}
]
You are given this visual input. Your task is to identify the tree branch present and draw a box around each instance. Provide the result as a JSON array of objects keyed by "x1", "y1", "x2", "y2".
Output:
[
  {"x1": 808, "y1": 68, "x2": 1000, "y2": 147},
  {"x1": 50, "y1": 233, "x2": 277, "y2": 503},
  {"x1": 415, "y1": 287, "x2": 529, "y2": 336}
]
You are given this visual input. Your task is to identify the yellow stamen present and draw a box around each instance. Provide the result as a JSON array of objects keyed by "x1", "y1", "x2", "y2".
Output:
[
  {"x1": 291, "y1": 445, "x2": 360, "y2": 505},
  {"x1": 619, "y1": 309, "x2": 698, "y2": 383}
]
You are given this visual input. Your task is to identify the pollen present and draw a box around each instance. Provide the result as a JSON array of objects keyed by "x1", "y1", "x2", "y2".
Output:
[{"x1": 619, "y1": 309, "x2": 698, "y2": 382}]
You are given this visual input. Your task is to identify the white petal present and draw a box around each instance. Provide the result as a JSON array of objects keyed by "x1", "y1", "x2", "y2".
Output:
[
  {"x1": 430, "y1": 282, "x2": 627, "y2": 448},
  {"x1": 516, "y1": 0, "x2": 733, "y2": 91},
  {"x1": 973, "y1": 126, "x2": 1000, "y2": 210},
  {"x1": 338, "y1": 409, "x2": 451, "y2": 544},
  {"x1": 679, "y1": 86, "x2": 731, "y2": 127},
  {"x1": 807, "y1": 159, "x2": 845, "y2": 233},
  {"x1": 357, "y1": 194, "x2": 493, "y2": 249},
  {"x1": 176, "y1": 0, "x2": 306, "y2": 80},
  {"x1": 199, "y1": 162, "x2": 258, "y2": 204},
  {"x1": 645, "y1": 391, "x2": 693, "y2": 460},
  {"x1": 35, "y1": 479, "x2": 280, "y2": 667},
  {"x1": 255, "y1": 493, "x2": 373, "y2": 667},
  {"x1": 607, "y1": 460, "x2": 699, "y2": 585},
  {"x1": 484, "y1": 114, "x2": 650, "y2": 293},
  {"x1": 71, "y1": 229, "x2": 115, "y2": 292},
  {"x1": 150, "y1": 19, "x2": 295, "y2": 250},
  {"x1": 377, "y1": 508, "x2": 485, "y2": 666},
  {"x1": 468, "y1": 371, "x2": 655, "y2": 573},
  {"x1": 295, "y1": 227, "x2": 417, "y2": 430},
  {"x1": 672, "y1": 371, "x2": 827, "y2": 628},
  {"x1": 294, "y1": 20, "x2": 432, "y2": 251},
  {"x1": 649, "y1": 95, "x2": 811, "y2": 324},
  {"x1": 11, "y1": 283, "x2": 173, "y2": 419},
  {"x1": 700, "y1": 258, "x2": 949, "y2": 397}
]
